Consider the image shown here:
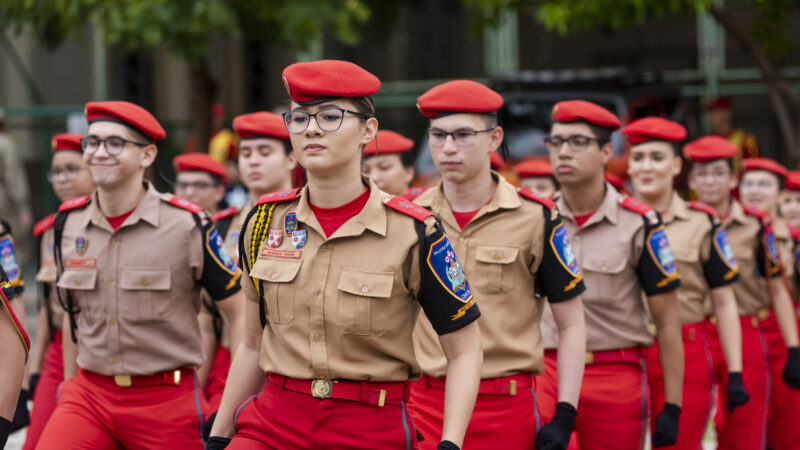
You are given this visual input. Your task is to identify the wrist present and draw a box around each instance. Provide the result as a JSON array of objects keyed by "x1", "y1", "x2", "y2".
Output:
[
  {"x1": 662, "y1": 402, "x2": 681, "y2": 419},
  {"x1": 728, "y1": 372, "x2": 743, "y2": 384},
  {"x1": 788, "y1": 347, "x2": 799, "y2": 359},
  {"x1": 438, "y1": 440, "x2": 460, "y2": 450}
]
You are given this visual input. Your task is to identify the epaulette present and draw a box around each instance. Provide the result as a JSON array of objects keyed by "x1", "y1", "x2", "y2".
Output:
[
  {"x1": 33, "y1": 214, "x2": 56, "y2": 238},
  {"x1": 58, "y1": 194, "x2": 91, "y2": 212},
  {"x1": 743, "y1": 205, "x2": 768, "y2": 220},
  {"x1": 384, "y1": 196, "x2": 433, "y2": 222},
  {"x1": 212, "y1": 206, "x2": 238, "y2": 222},
  {"x1": 401, "y1": 186, "x2": 430, "y2": 201},
  {"x1": 168, "y1": 196, "x2": 204, "y2": 214},
  {"x1": 619, "y1": 196, "x2": 653, "y2": 216},
  {"x1": 689, "y1": 201, "x2": 718, "y2": 218},
  {"x1": 517, "y1": 187, "x2": 556, "y2": 209},
  {"x1": 256, "y1": 188, "x2": 301, "y2": 205}
]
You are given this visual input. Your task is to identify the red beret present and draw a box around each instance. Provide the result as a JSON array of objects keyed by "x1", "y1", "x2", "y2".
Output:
[
  {"x1": 364, "y1": 130, "x2": 414, "y2": 156},
  {"x1": 173, "y1": 153, "x2": 227, "y2": 182},
  {"x1": 683, "y1": 136, "x2": 738, "y2": 163},
  {"x1": 514, "y1": 158, "x2": 552, "y2": 178},
  {"x1": 282, "y1": 60, "x2": 381, "y2": 104},
  {"x1": 416, "y1": 80, "x2": 504, "y2": 118},
  {"x1": 490, "y1": 152, "x2": 505, "y2": 170},
  {"x1": 708, "y1": 96, "x2": 732, "y2": 111},
  {"x1": 51, "y1": 133, "x2": 84, "y2": 153},
  {"x1": 742, "y1": 157, "x2": 788, "y2": 179},
  {"x1": 622, "y1": 117, "x2": 686, "y2": 145},
  {"x1": 233, "y1": 112, "x2": 289, "y2": 140},
  {"x1": 85, "y1": 101, "x2": 166, "y2": 141},
  {"x1": 785, "y1": 171, "x2": 800, "y2": 191},
  {"x1": 551, "y1": 100, "x2": 621, "y2": 130}
]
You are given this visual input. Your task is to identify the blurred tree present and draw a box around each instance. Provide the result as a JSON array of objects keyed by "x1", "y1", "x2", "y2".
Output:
[
  {"x1": 463, "y1": 0, "x2": 800, "y2": 162},
  {"x1": 0, "y1": 0, "x2": 373, "y2": 152}
]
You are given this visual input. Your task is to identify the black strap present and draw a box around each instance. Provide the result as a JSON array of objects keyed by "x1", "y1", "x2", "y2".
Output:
[
  {"x1": 215, "y1": 215, "x2": 234, "y2": 241},
  {"x1": 238, "y1": 205, "x2": 267, "y2": 328},
  {"x1": 35, "y1": 234, "x2": 56, "y2": 342},
  {"x1": 53, "y1": 211, "x2": 79, "y2": 343}
]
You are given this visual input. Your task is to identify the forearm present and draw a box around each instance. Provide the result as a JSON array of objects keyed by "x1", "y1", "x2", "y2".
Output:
[
  {"x1": 29, "y1": 307, "x2": 51, "y2": 374},
  {"x1": 208, "y1": 341, "x2": 264, "y2": 438},
  {"x1": 61, "y1": 314, "x2": 78, "y2": 380},
  {"x1": 771, "y1": 279, "x2": 799, "y2": 348},
  {"x1": 552, "y1": 298, "x2": 586, "y2": 407},
  {"x1": 196, "y1": 312, "x2": 218, "y2": 390},
  {"x1": 439, "y1": 322, "x2": 482, "y2": 447},
  {"x1": 712, "y1": 288, "x2": 743, "y2": 373},
  {"x1": 650, "y1": 293, "x2": 684, "y2": 406},
  {"x1": 217, "y1": 292, "x2": 245, "y2": 359}
]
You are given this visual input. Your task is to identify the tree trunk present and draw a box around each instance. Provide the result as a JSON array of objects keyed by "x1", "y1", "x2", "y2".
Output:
[
  {"x1": 190, "y1": 59, "x2": 217, "y2": 154},
  {"x1": 709, "y1": 5, "x2": 800, "y2": 164}
]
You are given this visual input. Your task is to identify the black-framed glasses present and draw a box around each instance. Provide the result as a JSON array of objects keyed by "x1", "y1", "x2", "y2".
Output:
[
  {"x1": 544, "y1": 135, "x2": 599, "y2": 152},
  {"x1": 46, "y1": 165, "x2": 86, "y2": 183},
  {"x1": 81, "y1": 136, "x2": 150, "y2": 155},
  {"x1": 282, "y1": 107, "x2": 370, "y2": 134},
  {"x1": 427, "y1": 128, "x2": 495, "y2": 146}
]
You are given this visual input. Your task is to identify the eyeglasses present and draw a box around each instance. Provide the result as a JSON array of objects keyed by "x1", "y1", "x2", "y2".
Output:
[
  {"x1": 427, "y1": 128, "x2": 495, "y2": 147},
  {"x1": 47, "y1": 165, "x2": 86, "y2": 183},
  {"x1": 175, "y1": 181, "x2": 219, "y2": 191},
  {"x1": 282, "y1": 107, "x2": 370, "y2": 134},
  {"x1": 544, "y1": 135, "x2": 599, "y2": 153},
  {"x1": 81, "y1": 136, "x2": 150, "y2": 155}
]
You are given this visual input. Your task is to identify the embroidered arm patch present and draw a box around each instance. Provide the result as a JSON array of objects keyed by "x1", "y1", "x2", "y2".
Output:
[
  {"x1": 637, "y1": 216, "x2": 681, "y2": 296},
  {"x1": 537, "y1": 206, "x2": 585, "y2": 303},
  {"x1": 201, "y1": 221, "x2": 243, "y2": 301},
  {"x1": 705, "y1": 226, "x2": 740, "y2": 288}
]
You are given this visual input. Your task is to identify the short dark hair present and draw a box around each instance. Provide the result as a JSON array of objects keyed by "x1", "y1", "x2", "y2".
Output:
[
  {"x1": 349, "y1": 96, "x2": 376, "y2": 117},
  {"x1": 688, "y1": 158, "x2": 734, "y2": 173}
]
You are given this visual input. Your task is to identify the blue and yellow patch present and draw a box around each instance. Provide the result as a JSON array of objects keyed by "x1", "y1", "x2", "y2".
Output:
[
  {"x1": 647, "y1": 226, "x2": 677, "y2": 276},
  {"x1": 714, "y1": 228, "x2": 737, "y2": 269},
  {"x1": 75, "y1": 236, "x2": 88, "y2": 256},
  {"x1": 284, "y1": 212, "x2": 297, "y2": 236},
  {"x1": 550, "y1": 223, "x2": 580, "y2": 277},
  {"x1": 0, "y1": 235, "x2": 20, "y2": 284},
  {"x1": 206, "y1": 227, "x2": 239, "y2": 274},
  {"x1": 426, "y1": 235, "x2": 473, "y2": 303},
  {"x1": 766, "y1": 229, "x2": 779, "y2": 264}
]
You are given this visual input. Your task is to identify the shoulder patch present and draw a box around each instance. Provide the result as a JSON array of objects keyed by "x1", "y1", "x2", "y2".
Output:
[
  {"x1": 743, "y1": 205, "x2": 768, "y2": 220},
  {"x1": 619, "y1": 195, "x2": 653, "y2": 216},
  {"x1": 647, "y1": 226, "x2": 678, "y2": 277},
  {"x1": 58, "y1": 195, "x2": 91, "y2": 212},
  {"x1": 212, "y1": 206, "x2": 238, "y2": 222},
  {"x1": 168, "y1": 196, "x2": 204, "y2": 214},
  {"x1": 384, "y1": 196, "x2": 433, "y2": 222},
  {"x1": 257, "y1": 188, "x2": 301, "y2": 205},
  {"x1": 517, "y1": 187, "x2": 556, "y2": 209},
  {"x1": 426, "y1": 235, "x2": 473, "y2": 303},
  {"x1": 713, "y1": 227, "x2": 737, "y2": 270},
  {"x1": 689, "y1": 200, "x2": 718, "y2": 218},
  {"x1": 401, "y1": 186, "x2": 430, "y2": 201},
  {"x1": 33, "y1": 214, "x2": 56, "y2": 238}
]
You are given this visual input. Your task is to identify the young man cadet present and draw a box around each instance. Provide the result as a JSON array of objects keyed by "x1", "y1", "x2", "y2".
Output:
[
  {"x1": 537, "y1": 100, "x2": 684, "y2": 450},
  {"x1": 684, "y1": 138, "x2": 800, "y2": 450},
  {"x1": 24, "y1": 133, "x2": 96, "y2": 450},
  {"x1": 513, "y1": 157, "x2": 557, "y2": 197},
  {"x1": 408, "y1": 80, "x2": 587, "y2": 450},
  {"x1": 362, "y1": 129, "x2": 416, "y2": 196},
  {"x1": 35, "y1": 101, "x2": 246, "y2": 449},
  {"x1": 0, "y1": 263, "x2": 29, "y2": 448},
  {"x1": 174, "y1": 152, "x2": 227, "y2": 216}
]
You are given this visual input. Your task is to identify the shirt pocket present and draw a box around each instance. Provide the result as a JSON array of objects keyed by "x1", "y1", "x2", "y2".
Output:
[
  {"x1": 119, "y1": 268, "x2": 172, "y2": 322},
  {"x1": 474, "y1": 246, "x2": 518, "y2": 294},
  {"x1": 57, "y1": 269, "x2": 99, "y2": 315},
  {"x1": 336, "y1": 267, "x2": 394, "y2": 335},
  {"x1": 250, "y1": 258, "x2": 301, "y2": 325},
  {"x1": 580, "y1": 255, "x2": 628, "y2": 303}
]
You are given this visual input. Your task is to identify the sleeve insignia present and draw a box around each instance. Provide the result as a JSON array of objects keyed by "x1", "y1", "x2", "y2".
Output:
[
  {"x1": 550, "y1": 223, "x2": 580, "y2": 278},
  {"x1": 0, "y1": 234, "x2": 20, "y2": 284},
  {"x1": 647, "y1": 226, "x2": 677, "y2": 277},
  {"x1": 426, "y1": 235, "x2": 473, "y2": 304},
  {"x1": 713, "y1": 228, "x2": 737, "y2": 270},
  {"x1": 207, "y1": 226, "x2": 238, "y2": 274}
]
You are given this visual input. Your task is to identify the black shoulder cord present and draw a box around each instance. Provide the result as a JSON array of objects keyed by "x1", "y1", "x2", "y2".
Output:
[
  {"x1": 35, "y1": 234, "x2": 56, "y2": 342},
  {"x1": 53, "y1": 211, "x2": 79, "y2": 343}
]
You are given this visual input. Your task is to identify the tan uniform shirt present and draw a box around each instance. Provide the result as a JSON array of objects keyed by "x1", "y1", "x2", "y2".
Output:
[
  {"x1": 411, "y1": 176, "x2": 585, "y2": 378},
  {"x1": 663, "y1": 196, "x2": 739, "y2": 324},
  {"x1": 240, "y1": 178, "x2": 480, "y2": 381},
  {"x1": 56, "y1": 182, "x2": 242, "y2": 376},
  {"x1": 35, "y1": 225, "x2": 64, "y2": 328},
  {"x1": 542, "y1": 183, "x2": 681, "y2": 351},
  {"x1": 774, "y1": 218, "x2": 796, "y2": 298},
  {"x1": 723, "y1": 201, "x2": 781, "y2": 316}
]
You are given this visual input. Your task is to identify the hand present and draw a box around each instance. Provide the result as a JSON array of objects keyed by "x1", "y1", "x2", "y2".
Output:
[
  {"x1": 783, "y1": 347, "x2": 800, "y2": 389},
  {"x1": 437, "y1": 440, "x2": 460, "y2": 450},
  {"x1": 206, "y1": 436, "x2": 231, "y2": 450},
  {"x1": 203, "y1": 411, "x2": 217, "y2": 441},
  {"x1": 726, "y1": 372, "x2": 749, "y2": 412},
  {"x1": 29, "y1": 373, "x2": 40, "y2": 398},
  {"x1": 652, "y1": 403, "x2": 680, "y2": 447},
  {"x1": 535, "y1": 402, "x2": 577, "y2": 450},
  {"x1": 0, "y1": 416, "x2": 12, "y2": 449}
]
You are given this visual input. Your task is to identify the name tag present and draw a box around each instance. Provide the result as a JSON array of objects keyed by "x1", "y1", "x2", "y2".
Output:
[
  {"x1": 260, "y1": 249, "x2": 301, "y2": 259},
  {"x1": 65, "y1": 258, "x2": 97, "y2": 268}
]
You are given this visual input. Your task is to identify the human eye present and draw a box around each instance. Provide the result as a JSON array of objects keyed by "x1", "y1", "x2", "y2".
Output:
[
  {"x1": 290, "y1": 113, "x2": 308, "y2": 124},
  {"x1": 570, "y1": 136, "x2": 591, "y2": 148},
  {"x1": 107, "y1": 136, "x2": 125, "y2": 150},
  {"x1": 455, "y1": 131, "x2": 475, "y2": 140}
]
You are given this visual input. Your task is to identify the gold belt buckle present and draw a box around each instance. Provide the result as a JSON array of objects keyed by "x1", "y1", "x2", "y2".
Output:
[
  {"x1": 173, "y1": 370, "x2": 181, "y2": 385},
  {"x1": 757, "y1": 309, "x2": 769, "y2": 321},
  {"x1": 114, "y1": 375, "x2": 132, "y2": 387},
  {"x1": 311, "y1": 379, "x2": 333, "y2": 399},
  {"x1": 585, "y1": 351, "x2": 595, "y2": 365},
  {"x1": 647, "y1": 323, "x2": 657, "y2": 337}
]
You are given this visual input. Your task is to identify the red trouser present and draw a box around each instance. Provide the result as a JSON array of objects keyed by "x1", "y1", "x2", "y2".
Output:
[
  {"x1": 23, "y1": 330, "x2": 64, "y2": 450},
  {"x1": 706, "y1": 316, "x2": 770, "y2": 450},
  {"x1": 537, "y1": 349, "x2": 649, "y2": 450},
  {"x1": 646, "y1": 323, "x2": 714, "y2": 450},
  {"x1": 204, "y1": 344, "x2": 231, "y2": 411},
  {"x1": 407, "y1": 373, "x2": 541, "y2": 450},
  {"x1": 36, "y1": 368, "x2": 209, "y2": 450},
  {"x1": 229, "y1": 374, "x2": 418, "y2": 449},
  {"x1": 762, "y1": 311, "x2": 800, "y2": 449}
]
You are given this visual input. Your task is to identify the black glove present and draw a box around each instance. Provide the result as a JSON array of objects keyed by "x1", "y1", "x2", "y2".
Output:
[
  {"x1": 30, "y1": 373, "x2": 40, "y2": 398},
  {"x1": 535, "y1": 402, "x2": 577, "y2": 450},
  {"x1": 783, "y1": 347, "x2": 800, "y2": 389},
  {"x1": 0, "y1": 416, "x2": 12, "y2": 450},
  {"x1": 203, "y1": 411, "x2": 217, "y2": 442},
  {"x1": 437, "y1": 440, "x2": 460, "y2": 450},
  {"x1": 206, "y1": 436, "x2": 231, "y2": 450},
  {"x1": 726, "y1": 372, "x2": 749, "y2": 412},
  {"x1": 652, "y1": 403, "x2": 681, "y2": 447},
  {"x1": 10, "y1": 390, "x2": 30, "y2": 431}
]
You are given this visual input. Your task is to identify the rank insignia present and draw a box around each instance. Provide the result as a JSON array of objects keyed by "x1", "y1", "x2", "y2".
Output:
[
  {"x1": 713, "y1": 228, "x2": 737, "y2": 269},
  {"x1": 0, "y1": 235, "x2": 20, "y2": 283},
  {"x1": 550, "y1": 223, "x2": 580, "y2": 277},
  {"x1": 647, "y1": 226, "x2": 676, "y2": 276},
  {"x1": 292, "y1": 230, "x2": 307, "y2": 249},
  {"x1": 75, "y1": 237, "x2": 88, "y2": 256},
  {"x1": 427, "y1": 235, "x2": 473, "y2": 303},
  {"x1": 285, "y1": 212, "x2": 297, "y2": 236},
  {"x1": 268, "y1": 229, "x2": 283, "y2": 248}
]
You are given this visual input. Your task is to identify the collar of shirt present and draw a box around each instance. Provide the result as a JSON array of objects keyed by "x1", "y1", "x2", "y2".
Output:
[
  {"x1": 81, "y1": 181, "x2": 160, "y2": 232},
  {"x1": 724, "y1": 200, "x2": 748, "y2": 228},
  {"x1": 294, "y1": 175, "x2": 388, "y2": 240},
  {"x1": 414, "y1": 171, "x2": 521, "y2": 232},
  {"x1": 554, "y1": 181, "x2": 620, "y2": 228},
  {"x1": 661, "y1": 193, "x2": 691, "y2": 225}
]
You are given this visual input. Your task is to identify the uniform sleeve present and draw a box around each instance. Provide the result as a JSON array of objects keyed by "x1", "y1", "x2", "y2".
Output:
[
  {"x1": 535, "y1": 205, "x2": 586, "y2": 303},
  {"x1": 0, "y1": 264, "x2": 16, "y2": 301},
  {"x1": 636, "y1": 213, "x2": 681, "y2": 296},
  {"x1": 414, "y1": 217, "x2": 480, "y2": 335},
  {"x1": 0, "y1": 219, "x2": 23, "y2": 294},
  {"x1": 197, "y1": 217, "x2": 242, "y2": 301},
  {"x1": 756, "y1": 223, "x2": 782, "y2": 278},
  {"x1": 704, "y1": 222, "x2": 740, "y2": 288}
]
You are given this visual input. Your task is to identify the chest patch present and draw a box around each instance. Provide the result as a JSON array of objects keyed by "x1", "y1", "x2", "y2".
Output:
[
  {"x1": 0, "y1": 235, "x2": 20, "y2": 283},
  {"x1": 550, "y1": 223, "x2": 580, "y2": 277},
  {"x1": 427, "y1": 235, "x2": 473, "y2": 303},
  {"x1": 647, "y1": 226, "x2": 677, "y2": 276},
  {"x1": 75, "y1": 236, "x2": 88, "y2": 256},
  {"x1": 284, "y1": 212, "x2": 297, "y2": 236},
  {"x1": 714, "y1": 228, "x2": 737, "y2": 269},
  {"x1": 207, "y1": 227, "x2": 238, "y2": 274},
  {"x1": 268, "y1": 229, "x2": 282, "y2": 248}
]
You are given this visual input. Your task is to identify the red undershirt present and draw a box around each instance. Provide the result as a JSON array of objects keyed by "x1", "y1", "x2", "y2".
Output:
[
  {"x1": 106, "y1": 209, "x2": 135, "y2": 230},
  {"x1": 452, "y1": 209, "x2": 481, "y2": 229},
  {"x1": 574, "y1": 210, "x2": 597, "y2": 227},
  {"x1": 309, "y1": 189, "x2": 371, "y2": 237}
]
